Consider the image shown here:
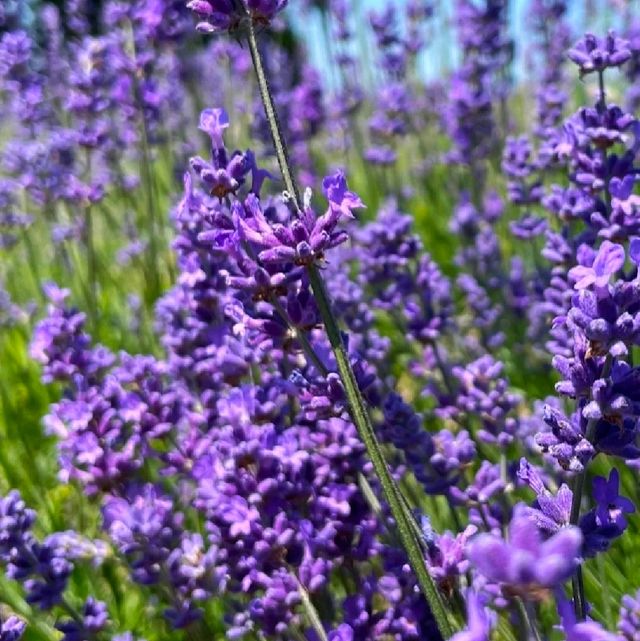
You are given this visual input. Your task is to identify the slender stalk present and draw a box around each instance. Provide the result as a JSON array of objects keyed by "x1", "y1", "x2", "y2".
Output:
[
  {"x1": 246, "y1": 21, "x2": 301, "y2": 207},
  {"x1": 245, "y1": 19, "x2": 453, "y2": 639},
  {"x1": 571, "y1": 569, "x2": 587, "y2": 624},
  {"x1": 596, "y1": 553, "x2": 614, "y2": 629},
  {"x1": 568, "y1": 424, "x2": 588, "y2": 621},
  {"x1": 597, "y1": 70, "x2": 612, "y2": 215},
  {"x1": 295, "y1": 577, "x2": 329, "y2": 641},
  {"x1": 432, "y1": 341, "x2": 455, "y2": 396},
  {"x1": 269, "y1": 297, "x2": 328, "y2": 376},
  {"x1": 79, "y1": 151, "x2": 99, "y2": 335},
  {"x1": 447, "y1": 497, "x2": 463, "y2": 533},
  {"x1": 516, "y1": 599, "x2": 542, "y2": 641},
  {"x1": 59, "y1": 597, "x2": 85, "y2": 626},
  {"x1": 597, "y1": 70, "x2": 606, "y2": 111},
  {"x1": 19, "y1": 190, "x2": 45, "y2": 303},
  {"x1": 84, "y1": 202, "x2": 99, "y2": 333},
  {"x1": 126, "y1": 18, "x2": 162, "y2": 300}
]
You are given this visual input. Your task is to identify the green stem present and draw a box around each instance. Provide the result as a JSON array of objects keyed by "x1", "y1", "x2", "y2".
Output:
[
  {"x1": 84, "y1": 151, "x2": 99, "y2": 334},
  {"x1": 516, "y1": 599, "x2": 542, "y2": 641},
  {"x1": 308, "y1": 264, "x2": 452, "y2": 637},
  {"x1": 246, "y1": 20, "x2": 301, "y2": 207},
  {"x1": 59, "y1": 597, "x2": 85, "y2": 626},
  {"x1": 127, "y1": 18, "x2": 162, "y2": 300},
  {"x1": 245, "y1": 17, "x2": 453, "y2": 640},
  {"x1": 85, "y1": 203, "x2": 99, "y2": 334},
  {"x1": 571, "y1": 569, "x2": 587, "y2": 624},
  {"x1": 269, "y1": 297, "x2": 328, "y2": 376},
  {"x1": 295, "y1": 577, "x2": 328, "y2": 641},
  {"x1": 597, "y1": 553, "x2": 614, "y2": 629},
  {"x1": 19, "y1": 190, "x2": 44, "y2": 303}
]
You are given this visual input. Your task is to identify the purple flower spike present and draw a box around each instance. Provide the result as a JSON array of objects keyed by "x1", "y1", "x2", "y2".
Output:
[
  {"x1": 592, "y1": 468, "x2": 635, "y2": 529},
  {"x1": 0, "y1": 616, "x2": 26, "y2": 641},
  {"x1": 568, "y1": 31, "x2": 632, "y2": 76},
  {"x1": 569, "y1": 241, "x2": 625, "y2": 290},
  {"x1": 467, "y1": 512, "x2": 582, "y2": 593},
  {"x1": 199, "y1": 108, "x2": 230, "y2": 149},
  {"x1": 328, "y1": 624, "x2": 353, "y2": 641},
  {"x1": 322, "y1": 170, "x2": 365, "y2": 219},
  {"x1": 619, "y1": 590, "x2": 640, "y2": 641},
  {"x1": 55, "y1": 597, "x2": 109, "y2": 641},
  {"x1": 246, "y1": 0, "x2": 288, "y2": 22},
  {"x1": 518, "y1": 459, "x2": 573, "y2": 534},
  {"x1": 186, "y1": 0, "x2": 287, "y2": 33},
  {"x1": 558, "y1": 595, "x2": 619, "y2": 641},
  {"x1": 630, "y1": 237, "x2": 640, "y2": 266},
  {"x1": 186, "y1": 0, "x2": 234, "y2": 32}
]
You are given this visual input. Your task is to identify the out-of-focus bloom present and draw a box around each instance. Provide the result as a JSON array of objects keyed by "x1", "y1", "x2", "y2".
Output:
[
  {"x1": 558, "y1": 595, "x2": 619, "y2": 641},
  {"x1": 568, "y1": 31, "x2": 631, "y2": 76},
  {"x1": 186, "y1": 0, "x2": 287, "y2": 34},
  {"x1": 55, "y1": 598, "x2": 109, "y2": 641},
  {"x1": 467, "y1": 512, "x2": 582, "y2": 594},
  {"x1": 619, "y1": 589, "x2": 640, "y2": 641},
  {"x1": 0, "y1": 616, "x2": 25, "y2": 641},
  {"x1": 451, "y1": 590, "x2": 495, "y2": 641},
  {"x1": 568, "y1": 241, "x2": 625, "y2": 290}
]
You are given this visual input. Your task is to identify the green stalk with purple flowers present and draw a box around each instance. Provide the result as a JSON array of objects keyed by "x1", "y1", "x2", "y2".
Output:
[{"x1": 245, "y1": 14, "x2": 454, "y2": 640}]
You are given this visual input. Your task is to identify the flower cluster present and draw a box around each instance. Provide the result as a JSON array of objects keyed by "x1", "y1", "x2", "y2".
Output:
[
  {"x1": 186, "y1": 0, "x2": 288, "y2": 33},
  {"x1": 2, "y1": 4, "x2": 640, "y2": 641},
  {"x1": 0, "y1": 491, "x2": 111, "y2": 639}
]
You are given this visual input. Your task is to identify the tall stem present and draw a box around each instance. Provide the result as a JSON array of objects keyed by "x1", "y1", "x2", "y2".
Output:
[
  {"x1": 295, "y1": 577, "x2": 329, "y2": 641},
  {"x1": 83, "y1": 152, "x2": 99, "y2": 334},
  {"x1": 245, "y1": 18, "x2": 453, "y2": 639},
  {"x1": 246, "y1": 21, "x2": 301, "y2": 207},
  {"x1": 516, "y1": 599, "x2": 542, "y2": 641}
]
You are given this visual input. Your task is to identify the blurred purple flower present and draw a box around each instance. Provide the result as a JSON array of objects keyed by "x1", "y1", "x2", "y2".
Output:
[
  {"x1": 568, "y1": 31, "x2": 631, "y2": 76},
  {"x1": 0, "y1": 616, "x2": 25, "y2": 641},
  {"x1": 450, "y1": 590, "x2": 495, "y2": 641},
  {"x1": 467, "y1": 512, "x2": 582, "y2": 592},
  {"x1": 569, "y1": 241, "x2": 625, "y2": 290}
]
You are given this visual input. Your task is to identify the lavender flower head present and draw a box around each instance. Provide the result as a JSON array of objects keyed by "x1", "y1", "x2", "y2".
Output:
[
  {"x1": 467, "y1": 511, "x2": 582, "y2": 595},
  {"x1": 0, "y1": 616, "x2": 25, "y2": 641},
  {"x1": 568, "y1": 241, "x2": 625, "y2": 291},
  {"x1": 619, "y1": 589, "x2": 640, "y2": 641},
  {"x1": 568, "y1": 31, "x2": 632, "y2": 76},
  {"x1": 559, "y1": 595, "x2": 619, "y2": 641},
  {"x1": 186, "y1": 0, "x2": 287, "y2": 34}
]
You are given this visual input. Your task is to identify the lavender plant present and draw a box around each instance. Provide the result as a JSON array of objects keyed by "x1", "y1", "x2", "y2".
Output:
[{"x1": 2, "y1": 2, "x2": 640, "y2": 641}]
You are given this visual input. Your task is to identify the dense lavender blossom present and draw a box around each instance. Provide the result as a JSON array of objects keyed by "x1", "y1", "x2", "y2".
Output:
[
  {"x1": 4, "y1": 4, "x2": 640, "y2": 641},
  {"x1": 0, "y1": 491, "x2": 106, "y2": 617},
  {"x1": 447, "y1": 0, "x2": 512, "y2": 167}
]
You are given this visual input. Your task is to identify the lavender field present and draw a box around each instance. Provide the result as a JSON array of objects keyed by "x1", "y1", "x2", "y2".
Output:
[{"x1": 2, "y1": 1, "x2": 640, "y2": 640}]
